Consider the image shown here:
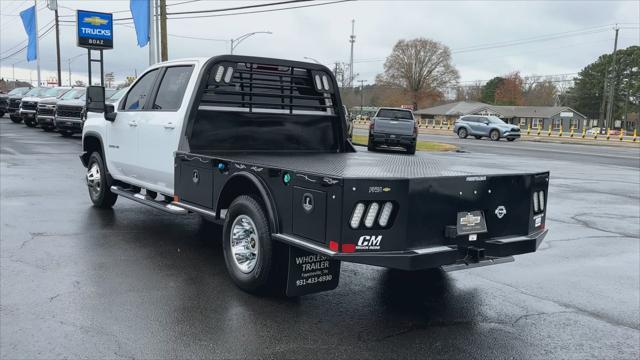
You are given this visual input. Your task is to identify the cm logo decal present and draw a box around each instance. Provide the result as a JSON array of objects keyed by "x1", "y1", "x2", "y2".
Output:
[{"x1": 356, "y1": 235, "x2": 382, "y2": 250}]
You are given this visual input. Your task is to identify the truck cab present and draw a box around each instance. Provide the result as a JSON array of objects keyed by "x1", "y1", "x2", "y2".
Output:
[{"x1": 81, "y1": 55, "x2": 548, "y2": 297}]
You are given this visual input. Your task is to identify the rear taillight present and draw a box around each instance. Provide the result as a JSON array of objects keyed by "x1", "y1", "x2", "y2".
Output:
[
  {"x1": 350, "y1": 203, "x2": 366, "y2": 229},
  {"x1": 364, "y1": 202, "x2": 380, "y2": 228},
  {"x1": 533, "y1": 190, "x2": 545, "y2": 213},
  {"x1": 413, "y1": 124, "x2": 418, "y2": 136},
  {"x1": 378, "y1": 202, "x2": 393, "y2": 227},
  {"x1": 349, "y1": 201, "x2": 395, "y2": 229}
]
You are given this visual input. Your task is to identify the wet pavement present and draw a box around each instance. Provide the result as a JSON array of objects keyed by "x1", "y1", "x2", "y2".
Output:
[{"x1": 1, "y1": 117, "x2": 639, "y2": 359}]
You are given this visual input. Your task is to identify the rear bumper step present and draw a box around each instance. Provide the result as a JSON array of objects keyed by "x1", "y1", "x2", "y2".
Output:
[
  {"x1": 110, "y1": 186, "x2": 188, "y2": 215},
  {"x1": 272, "y1": 229, "x2": 547, "y2": 271}
]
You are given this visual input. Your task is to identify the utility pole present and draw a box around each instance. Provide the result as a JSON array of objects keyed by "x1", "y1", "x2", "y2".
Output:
[
  {"x1": 34, "y1": 0, "x2": 41, "y2": 87},
  {"x1": 154, "y1": 0, "x2": 160, "y2": 62},
  {"x1": 605, "y1": 26, "x2": 620, "y2": 129},
  {"x1": 47, "y1": 0, "x2": 62, "y2": 86},
  {"x1": 349, "y1": 19, "x2": 355, "y2": 88},
  {"x1": 160, "y1": 0, "x2": 168, "y2": 61},
  {"x1": 358, "y1": 79, "x2": 367, "y2": 115},
  {"x1": 148, "y1": 0, "x2": 156, "y2": 65},
  {"x1": 68, "y1": 58, "x2": 71, "y2": 86}
]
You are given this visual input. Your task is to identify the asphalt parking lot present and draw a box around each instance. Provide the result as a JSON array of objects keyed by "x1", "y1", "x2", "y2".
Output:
[{"x1": 1, "y1": 117, "x2": 639, "y2": 359}]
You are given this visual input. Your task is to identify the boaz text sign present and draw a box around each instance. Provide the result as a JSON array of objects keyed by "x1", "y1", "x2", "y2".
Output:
[{"x1": 77, "y1": 10, "x2": 113, "y2": 50}]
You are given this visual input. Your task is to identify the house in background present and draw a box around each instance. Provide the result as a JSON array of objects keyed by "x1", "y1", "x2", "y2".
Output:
[
  {"x1": 414, "y1": 101, "x2": 485, "y2": 125},
  {"x1": 415, "y1": 101, "x2": 589, "y2": 131}
]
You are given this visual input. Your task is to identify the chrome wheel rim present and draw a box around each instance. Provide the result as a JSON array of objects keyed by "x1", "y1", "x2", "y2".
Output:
[
  {"x1": 491, "y1": 131, "x2": 499, "y2": 140},
  {"x1": 86, "y1": 162, "x2": 101, "y2": 198},
  {"x1": 230, "y1": 215, "x2": 259, "y2": 273}
]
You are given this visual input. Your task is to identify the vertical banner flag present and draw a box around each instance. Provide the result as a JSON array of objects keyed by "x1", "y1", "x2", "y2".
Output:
[
  {"x1": 20, "y1": 5, "x2": 37, "y2": 61},
  {"x1": 130, "y1": 0, "x2": 150, "y2": 47}
]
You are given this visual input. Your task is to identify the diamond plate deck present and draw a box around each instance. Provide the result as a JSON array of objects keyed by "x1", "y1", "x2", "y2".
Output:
[{"x1": 183, "y1": 150, "x2": 520, "y2": 179}]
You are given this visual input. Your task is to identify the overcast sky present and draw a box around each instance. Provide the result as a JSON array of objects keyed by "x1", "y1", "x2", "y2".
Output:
[{"x1": 1, "y1": 0, "x2": 638, "y2": 86}]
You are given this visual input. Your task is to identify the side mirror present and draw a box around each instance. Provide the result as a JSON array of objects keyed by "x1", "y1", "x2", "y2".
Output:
[
  {"x1": 483, "y1": 120, "x2": 490, "y2": 125},
  {"x1": 86, "y1": 86, "x2": 106, "y2": 113},
  {"x1": 104, "y1": 104, "x2": 117, "y2": 122}
]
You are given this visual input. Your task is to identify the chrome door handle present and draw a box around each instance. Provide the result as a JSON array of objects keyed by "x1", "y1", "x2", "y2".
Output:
[
  {"x1": 128, "y1": 120, "x2": 137, "y2": 127},
  {"x1": 164, "y1": 122, "x2": 175, "y2": 129}
]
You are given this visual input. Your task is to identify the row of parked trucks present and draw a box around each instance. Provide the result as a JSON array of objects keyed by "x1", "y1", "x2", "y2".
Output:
[{"x1": 0, "y1": 86, "x2": 126, "y2": 136}]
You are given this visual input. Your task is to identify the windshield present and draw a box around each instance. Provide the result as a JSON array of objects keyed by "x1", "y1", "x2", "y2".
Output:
[
  {"x1": 109, "y1": 87, "x2": 128, "y2": 100},
  {"x1": 60, "y1": 88, "x2": 86, "y2": 100},
  {"x1": 8, "y1": 87, "x2": 31, "y2": 96},
  {"x1": 42, "y1": 88, "x2": 71, "y2": 98},
  {"x1": 24, "y1": 87, "x2": 45, "y2": 97},
  {"x1": 487, "y1": 116, "x2": 506, "y2": 124},
  {"x1": 376, "y1": 109, "x2": 413, "y2": 120}
]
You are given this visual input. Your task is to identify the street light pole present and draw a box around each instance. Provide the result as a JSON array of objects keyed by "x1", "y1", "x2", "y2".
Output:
[{"x1": 230, "y1": 31, "x2": 272, "y2": 54}]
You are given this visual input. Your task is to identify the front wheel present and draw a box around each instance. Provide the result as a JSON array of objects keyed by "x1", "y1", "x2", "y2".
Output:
[
  {"x1": 86, "y1": 152, "x2": 118, "y2": 208},
  {"x1": 10, "y1": 115, "x2": 22, "y2": 123},
  {"x1": 24, "y1": 117, "x2": 36, "y2": 127},
  {"x1": 490, "y1": 129, "x2": 500, "y2": 141},
  {"x1": 367, "y1": 141, "x2": 376, "y2": 152},
  {"x1": 507, "y1": 138, "x2": 516, "y2": 142},
  {"x1": 457, "y1": 127, "x2": 468, "y2": 139},
  {"x1": 223, "y1": 195, "x2": 281, "y2": 294}
]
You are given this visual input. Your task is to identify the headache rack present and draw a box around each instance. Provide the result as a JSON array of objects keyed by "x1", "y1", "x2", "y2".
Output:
[{"x1": 199, "y1": 60, "x2": 337, "y2": 115}]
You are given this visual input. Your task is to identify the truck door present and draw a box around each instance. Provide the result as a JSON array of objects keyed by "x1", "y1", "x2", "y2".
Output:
[
  {"x1": 107, "y1": 68, "x2": 159, "y2": 180},
  {"x1": 137, "y1": 65, "x2": 194, "y2": 195}
]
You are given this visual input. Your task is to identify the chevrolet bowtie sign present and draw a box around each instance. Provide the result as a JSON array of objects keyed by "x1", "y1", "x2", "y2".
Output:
[{"x1": 77, "y1": 10, "x2": 113, "y2": 49}]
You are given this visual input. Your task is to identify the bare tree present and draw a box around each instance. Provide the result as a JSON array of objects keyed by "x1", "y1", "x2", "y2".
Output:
[{"x1": 376, "y1": 38, "x2": 459, "y2": 109}]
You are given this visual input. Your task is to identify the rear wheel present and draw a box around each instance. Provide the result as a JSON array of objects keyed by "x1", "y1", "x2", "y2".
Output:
[
  {"x1": 42, "y1": 125, "x2": 54, "y2": 132},
  {"x1": 86, "y1": 152, "x2": 118, "y2": 208},
  {"x1": 457, "y1": 127, "x2": 468, "y2": 139},
  {"x1": 223, "y1": 195, "x2": 282, "y2": 294},
  {"x1": 406, "y1": 143, "x2": 416, "y2": 155},
  {"x1": 490, "y1": 129, "x2": 500, "y2": 141}
]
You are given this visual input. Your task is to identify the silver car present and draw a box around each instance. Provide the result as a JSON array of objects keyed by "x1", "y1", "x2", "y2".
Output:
[{"x1": 453, "y1": 115, "x2": 521, "y2": 141}]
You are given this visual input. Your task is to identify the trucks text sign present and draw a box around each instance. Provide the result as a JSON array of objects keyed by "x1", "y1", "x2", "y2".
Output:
[{"x1": 77, "y1": 10, "x2": 113, "y2": 49}]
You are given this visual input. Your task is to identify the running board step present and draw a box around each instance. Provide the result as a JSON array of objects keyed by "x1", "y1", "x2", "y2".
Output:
[{"x1": 110, "y1": 186, "x2": 188, "y2": 215}]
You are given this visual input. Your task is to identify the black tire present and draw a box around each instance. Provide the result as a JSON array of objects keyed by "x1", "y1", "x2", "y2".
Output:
[
  {"x1": 406, "y1": 143, "x2": 416, "y2": 155},
  {"x1": 507, "y1": 138, "x2": 516, "y2": 142},
  {"x1": 86, "y1": 152, "x2": 118, "y2": 208},
  {"x1": 24, "y1": 118, "x2": 36, "y2": 127},
  {"x1": 0, "y1": 112, "x2": 5, "y2": 117},
  {"x1": 457, "y1": 127, "x2": 468, "y2": 139},
  {"x1": 42, "y1": 125, "x2": 54, "y2": 132},
  {"x1": 367, "y1": 141, "x2": 376, "y2": 152},
  {"x1": 490, "y1": 129, "x2": 500, "y2": 141},
  {"x1": 60, "y1": 130, "x2": 74, "y2": 137},
  {"x1": 223, "y1": 195, "x2": 281, "y2": 294},
  {"x1": 10, "y1": 116, "x2": 22, "y2": 123},
  {"x1": 474, "y1": 135, "x2": 482, "y2": 139}
]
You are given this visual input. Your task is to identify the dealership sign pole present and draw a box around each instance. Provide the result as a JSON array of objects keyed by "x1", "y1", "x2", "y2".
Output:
[{"x1": 76, "y1": 10, "x2": 113, "y2": 86}]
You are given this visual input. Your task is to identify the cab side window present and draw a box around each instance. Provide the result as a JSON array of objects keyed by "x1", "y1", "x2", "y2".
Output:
[
  {"x1": 122, "y1": 69, "x2": 159, "y2": 111},
  {"x1": 153, "y1": 66, "x2": 193, "y2": 111}
]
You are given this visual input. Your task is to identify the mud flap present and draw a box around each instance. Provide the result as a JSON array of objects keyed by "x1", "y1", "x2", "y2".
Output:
[{"x1": 285, "y1": 246, "x2": 341, "y2": 297}]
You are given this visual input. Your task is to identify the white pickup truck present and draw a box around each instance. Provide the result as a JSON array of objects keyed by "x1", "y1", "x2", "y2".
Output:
[{"x1": 81, "y1": 55, "x2": 549, "y2": 296}]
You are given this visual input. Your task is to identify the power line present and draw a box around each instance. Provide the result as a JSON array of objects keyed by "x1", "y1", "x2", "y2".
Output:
[
  {"x1": 351, "y1": 24, "x2": 625, "y2": 64},
  {"x1": 0, "y1": 23, "x2": 55, "y2": 62},
  {"x1": 112, "y1": 0, "x2": 311, "y2": 21},
  {"x1": 0, "y1": 19, "x2": 55, "y2": 57},
  {"x1": 165, "y1": 0, "x2": 352, "y2": 20}
]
